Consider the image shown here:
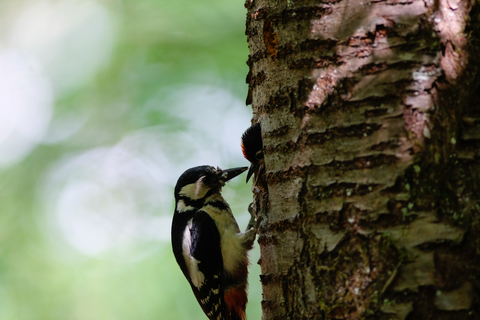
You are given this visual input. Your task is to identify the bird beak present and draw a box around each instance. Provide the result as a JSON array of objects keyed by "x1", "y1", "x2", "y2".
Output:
[
  {"x1": 245, "y1": 162, "x2": 260, "y2": 183},
  {"x1": 220, "y1": 167, "x2": 248, "y2": 182}
]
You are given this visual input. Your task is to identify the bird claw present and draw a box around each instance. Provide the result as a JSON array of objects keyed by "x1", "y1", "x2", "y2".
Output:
[
  {"x1": 245, "y1": 192, "x2": 267, "y2": 229},
  {"x1": 242, "y1": 227, "x2": 257, "y2": 249},
  {"x1": 246, "y1": 203, "x2": 256, "y2": 230},
  {"x1": 246, "y1": 201, "x2": 265, "y2": 231},
  {"x1": 242, "y1": 199, "x2": 266, "y2": 249}
]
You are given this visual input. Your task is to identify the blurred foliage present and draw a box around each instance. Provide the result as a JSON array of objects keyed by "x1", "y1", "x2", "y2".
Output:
[{"x1": 0, "y1": 0, "x2": 260, "y2": 319}]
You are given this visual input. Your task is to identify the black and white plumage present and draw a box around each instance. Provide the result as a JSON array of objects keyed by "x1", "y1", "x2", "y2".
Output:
[{"x1": 171, "y1": 165, "x2": 258, "y2": 320}]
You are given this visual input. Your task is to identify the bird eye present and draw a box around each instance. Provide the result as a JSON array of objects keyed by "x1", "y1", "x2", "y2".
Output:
[{"x1": 202, "y1": 175, "x2": 212, "y2": 185}]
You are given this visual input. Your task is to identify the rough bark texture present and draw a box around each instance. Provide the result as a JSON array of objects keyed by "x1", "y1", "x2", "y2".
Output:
[{"x1": 245, "y1": 0, "x2": 480, "y2": 319}]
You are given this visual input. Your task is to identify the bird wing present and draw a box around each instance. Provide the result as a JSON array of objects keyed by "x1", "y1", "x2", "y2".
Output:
[{"x1": 184, "y1": 210, "x2": 224, "y2": 320}]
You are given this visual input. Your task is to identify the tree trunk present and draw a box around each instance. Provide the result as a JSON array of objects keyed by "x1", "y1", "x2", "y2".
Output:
[{"x1": 245, "y1": 0, "x2": 480, "y2": 319}]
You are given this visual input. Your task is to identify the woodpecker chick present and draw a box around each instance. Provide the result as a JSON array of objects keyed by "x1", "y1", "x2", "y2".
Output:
[
  {"x1": 172, "y1": 165, "x2": 258, "y2": 320},
  {"x1": 241, "y1": 123, "x2": 264, "y2": 183}
]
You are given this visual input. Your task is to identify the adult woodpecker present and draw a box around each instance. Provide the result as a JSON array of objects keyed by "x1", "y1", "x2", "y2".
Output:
[
  {"x1": 241, "y1": 122, "x2": 264, "y2": 183},
  {"x1": 171, "y1": 165, "x2": 258, "y2": 320}
]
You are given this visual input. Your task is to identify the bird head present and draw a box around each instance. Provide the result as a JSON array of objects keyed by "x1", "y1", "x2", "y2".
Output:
[
  {"x1": 241, "y1": 122, "x2": 264, "y2": 182},
  {"x1": 175, "y1": 165, "x2": 247, "y2": 201}
]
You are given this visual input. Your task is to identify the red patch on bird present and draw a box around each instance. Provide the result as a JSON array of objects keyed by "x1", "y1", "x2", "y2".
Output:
[
  {"x1": 224, "y1": 287, "x2": 247, "y2": 320},
  {"x1": 241, "y1": 141, "x2": 248, "y2": 160},
  {"x1": 241, "y1": 123, "x2": 262, "y2": 163}
]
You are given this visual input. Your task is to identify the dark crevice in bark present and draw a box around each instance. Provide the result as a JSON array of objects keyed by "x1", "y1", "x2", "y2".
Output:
[{"x1": 306, "y1": 123, "x2": 383, "y2": 142}]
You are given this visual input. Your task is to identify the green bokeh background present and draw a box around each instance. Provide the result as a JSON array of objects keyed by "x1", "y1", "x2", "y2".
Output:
[{"x1": 0, "y1": 0, "x2": 261, "y2": 319}]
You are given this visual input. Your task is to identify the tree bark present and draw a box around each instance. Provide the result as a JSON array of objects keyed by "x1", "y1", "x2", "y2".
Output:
[{"x1": 245, "y1": 0, "x2": 480, "y2": 319}]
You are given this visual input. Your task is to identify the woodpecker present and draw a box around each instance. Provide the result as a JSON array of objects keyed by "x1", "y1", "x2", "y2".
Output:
[
  {"x1": 241, "y1": 122, "x2": 264, "y2": 183},
  {"x1": 171, "y1": 165, "x2": 258, "y2": 320}
]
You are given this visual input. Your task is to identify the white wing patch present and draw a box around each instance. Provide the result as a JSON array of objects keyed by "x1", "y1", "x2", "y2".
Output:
[
  {"x1": 189, "y1": 257, "x2": 205, "y2": 288},
  {"x1": 182, "y1": 219, "x2": 205, "y2": 289}
]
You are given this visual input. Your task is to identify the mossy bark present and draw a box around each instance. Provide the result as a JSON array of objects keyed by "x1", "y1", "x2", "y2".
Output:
[{"x1": 245, "y1": 0, "x2": 480, "y2": 319}]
